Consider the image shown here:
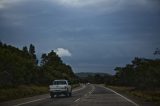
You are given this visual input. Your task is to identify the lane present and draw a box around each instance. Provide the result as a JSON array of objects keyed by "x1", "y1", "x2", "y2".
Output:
[
  {"x1": 0, "y1": 84, "x2": 93, "y2": 106},
  {"x1": 73, "y1": 85, "x2": 139, "y2": 106},
  {"x1": 20, "y1": 84, "x2": 93, "y2": 106},
  {"x1": 0, "y1": 94, "x2": 49, "y2": 106},
  {"x1": 0, "y1": 85, "x2": 139, "y2": 106}
]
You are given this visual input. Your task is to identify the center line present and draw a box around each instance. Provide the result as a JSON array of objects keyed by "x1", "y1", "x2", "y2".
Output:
[{"x1": 74, "y1": 98, "x2": 80, "y2": 102}]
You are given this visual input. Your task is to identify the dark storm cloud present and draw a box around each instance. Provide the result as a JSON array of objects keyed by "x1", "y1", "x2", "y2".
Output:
[{"x1": 0, "y1": 0, "x2": 160, "y2": 74}]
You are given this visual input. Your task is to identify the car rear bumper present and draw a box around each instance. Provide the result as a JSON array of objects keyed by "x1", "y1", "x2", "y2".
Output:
[{"x1": 50, "y1": 90, "x2": 69, "y2": 95}]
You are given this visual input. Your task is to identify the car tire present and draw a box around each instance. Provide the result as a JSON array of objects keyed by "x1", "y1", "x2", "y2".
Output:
[
  {"x1": 50, "y1": 92, "x2": 54, "y2": 98},
  {"x1": 65, "y1": 92, "x2": 69, "y2": 97},
  {"x1": 69, "y1": 92, "x2": 72, "y2": 97}
]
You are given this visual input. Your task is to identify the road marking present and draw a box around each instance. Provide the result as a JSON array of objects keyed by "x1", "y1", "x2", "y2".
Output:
[
  {"x1": 73, "y1": 85, "x2": 86, "y2": 92},
  {"x1": 102, "y1": 86, "x2": 139, "y2": 106},
  {"x1": 75, "y1": 84, "x2": 95, "y2": 103},
  {"x1": 13, "y1": 98, "x2": 47, "y2": 106},
  {"x1": 90, "y1": 85, "x2": 95, "y2": 94},
  {"x1": 88, "y1": 85, "x2": 95, "y2": 95},
  {"x1": 84, "y1": 85, "x2": 95, "y2": 97},
  {"x1": 13, "y1": 85, "x2": 86, "y2": 106},
  {"x1": 74, "y1": 98, "x2": 80, "y2": 102}
]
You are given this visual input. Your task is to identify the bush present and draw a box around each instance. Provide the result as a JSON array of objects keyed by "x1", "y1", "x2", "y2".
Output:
[{"x1": 0, "y1": 85, "x2": 48, "y2": 102}]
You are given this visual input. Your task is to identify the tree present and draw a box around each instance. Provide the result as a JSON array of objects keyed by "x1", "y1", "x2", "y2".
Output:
[
  {"x1": 41, "y1": 53, "x2": 47, "y2": 66},
  {"x1": 29, "y1": 44, "x2": 38, "y2": 64},
  {"x1": 29, "y1": 44, "x2": 35, "y2": 55},
  {"x1": 0, "y1": 42, "x2": 78, "y2": 87},
  {"x1": 22, "y1": 46, "x2": 28, "y2": 54},
  {"x1": 0, "y1": 42, "x2": 37, "y2": 86},
  {"x1": 154, "y1": 48, "x2": 160, "y2": 55},
  {"x1": 114, "y1": 57, "x2": 160, "y2": 89},
  {"x1": 40, "y1": 50, "x2": 77, "y2": 84},
  {"x1": 0, "y1": 41, "x2": 2, "y2": 46}
]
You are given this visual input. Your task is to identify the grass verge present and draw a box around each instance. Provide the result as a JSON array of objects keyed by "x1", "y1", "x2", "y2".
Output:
[
  {"x1": 0, "y1": 85, "x2": 48, "y2": 102},
  {"x1": 0, "y1": 84, "x2": 80, "y2": 102},
  {"x1": 107, "y1": 85, "x2": 160, "y2": 106},
  {"x1": 72, "y1": 83, "x2": 80, "y2": 89}
]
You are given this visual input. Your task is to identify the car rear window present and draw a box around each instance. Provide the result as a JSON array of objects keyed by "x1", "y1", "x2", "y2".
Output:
[{"x1": 53, "y1": 81, "x2": 67, "y2": 85}]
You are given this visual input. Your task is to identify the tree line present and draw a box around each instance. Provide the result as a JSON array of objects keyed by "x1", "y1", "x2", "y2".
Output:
[
  {"x1": 113, "y1": 57, "x2": 160, "y2": 90},
  {"x1": 77, "y1": 72, "x2": 113, "y2": 84},
  {"x1": 77, "y1": 56, "x2": 160, "y2": 90},
  {"x1": 0, "y1": 42, "x2": 78, "y2": 87},
  {"x1": 1, "y1": 41, "x2": 159, "y2": 90}
]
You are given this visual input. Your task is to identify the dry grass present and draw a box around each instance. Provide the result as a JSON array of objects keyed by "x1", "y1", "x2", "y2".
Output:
[
  {"x1": 0, "y1": 85, "x2": 48, "y2": 102},
  {"x1": 0, "y1": 84, "x2": 80, "y2": 102},
  {"x1": 108, "y1": 86, "x2": 160, "y2": 105}
]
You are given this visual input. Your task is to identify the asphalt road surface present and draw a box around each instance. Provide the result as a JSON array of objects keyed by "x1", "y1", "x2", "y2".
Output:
[{"x1": 0, "y1": 84, "x2": 139, "y2": 106}]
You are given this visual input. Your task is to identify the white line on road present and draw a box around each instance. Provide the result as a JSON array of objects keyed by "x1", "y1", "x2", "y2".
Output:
[
  {"x1": 102, "y1": 86, "x2": 139, "y2": 106},
  {"x1": 13, "y1": 98, "x2": 47, "y2": 106},
  {"x1": 84, "y1": 85, "x2": 95, "y2": 97},
  {"x1": 75, "y1": 84, "x2": 95, "y2": 103},
  {"x1": 73, "y1": 84, "x2": 86, "y2": 92},
  {"x1": 74, "y1": 98, "x2": 81, "y2": 102},
  {"x1": 87, "y1": 85, "x2": 95, "y2": 95},
  {"x1": 12, "y1": 85, "x2": 86, "y2": 106},
  {"x1": 90, "y1": 85, "x2": 95, "y2": 94}
]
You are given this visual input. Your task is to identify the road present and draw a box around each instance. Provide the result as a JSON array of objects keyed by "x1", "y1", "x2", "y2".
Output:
[{"x1": 0, "y1": 84, "x2": 138, "y2": 106}]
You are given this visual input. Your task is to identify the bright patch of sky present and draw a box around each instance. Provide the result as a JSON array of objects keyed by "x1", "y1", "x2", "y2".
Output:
[{"x1": 54, "y1": 48, "x2": 72, "y2": 57}]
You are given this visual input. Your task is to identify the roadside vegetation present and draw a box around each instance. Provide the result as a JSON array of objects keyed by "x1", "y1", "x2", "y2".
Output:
[
  {"x1": 107, "y1": 86, "x2": 160, "y2": 105},
  {"x1": 108, "y1": 56, "x2": 160, "y2": 105},
  {"x1": 0, "y1": 85, "x2": 48, "y2": 102},
  {"x1": 77, "y1": 72, "x2": 112, "y2": 84},
  {"x1": 113, "y1": 57, "x2": 160, "y2": 90},
  {"x1": 0, "y1": 83, "x2": 80, "y2": 102},
  {"x1": 0, "y1": 42, "x2": 79, "y2": 102},
  {"x1": 1, "y1": 41, "x2": 160, "y2": 104},
  {"x1": 77, "y1": 54, "x2": 160, "y2": 105}
]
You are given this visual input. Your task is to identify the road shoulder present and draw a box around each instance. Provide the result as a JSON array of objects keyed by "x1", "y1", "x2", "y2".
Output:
[
  {"x1": 107, "y1": 86, "x2": 159, "y2": 106},
  {"x1": 0, "y1": 84, "x2": 85, "y2": 106}
]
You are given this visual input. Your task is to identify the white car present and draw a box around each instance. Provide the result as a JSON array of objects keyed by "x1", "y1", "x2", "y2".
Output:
[{"x1": 49, "y1": 80, "x2": 72, "y2": 98}]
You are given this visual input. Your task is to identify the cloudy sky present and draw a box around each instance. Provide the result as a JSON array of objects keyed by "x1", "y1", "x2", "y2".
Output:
[{"x1": 0, "y1": 0, "x2": 160, "y2": 74}]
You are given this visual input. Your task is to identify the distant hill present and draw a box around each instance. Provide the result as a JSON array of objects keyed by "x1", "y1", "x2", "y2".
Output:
[{"x1": 75, "y1": 72, "x2": 112, "y2": 78}]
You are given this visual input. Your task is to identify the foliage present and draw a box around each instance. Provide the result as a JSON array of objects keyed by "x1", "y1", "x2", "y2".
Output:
[
  {"x1": 0, "y1": 85, "x2": 48, "y2": 102},
  {"x1": 0, "y1": 42, "x2": 78, "y2": 88},
  {"x1": 0, "y1": 43, "x2": 36, "y2": 86},
  {"x1": 40, "y1": 50, "x2": 78, "y2": 84},
  {"x1": 77, "y1": 72, "x2": 113, "y2": 84},
  {"x1": 108, "y1": 86, "x2": 160, "y2": 105},
  {"x1": 113, "y1": 57, "x2": 160, "y2": 89},
  {"x1": 154, "y1": 48, "x2": 160, "y2": 55}
]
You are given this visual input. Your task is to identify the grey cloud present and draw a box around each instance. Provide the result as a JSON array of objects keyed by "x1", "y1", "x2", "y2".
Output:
[{"x1": 0, "y1": 0, "x2": 160, "y2": 74}]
